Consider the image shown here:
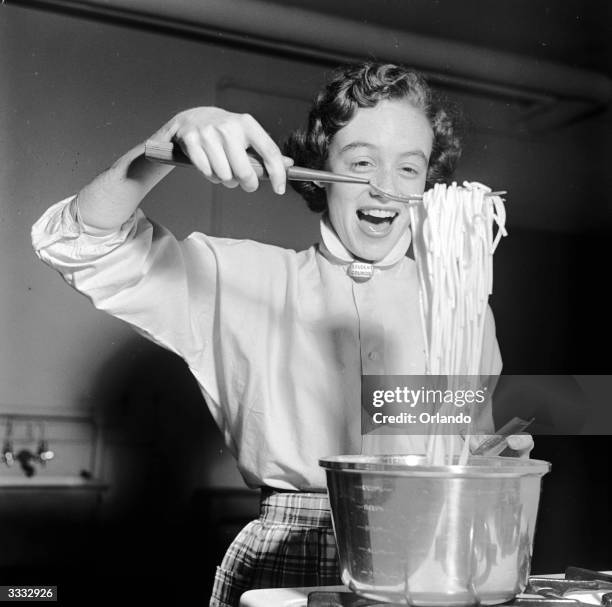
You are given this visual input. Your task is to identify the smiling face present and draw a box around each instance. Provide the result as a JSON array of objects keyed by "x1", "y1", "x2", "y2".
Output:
[{"x1": 324, "y1": 99, "x2": 434, "y2": 262}]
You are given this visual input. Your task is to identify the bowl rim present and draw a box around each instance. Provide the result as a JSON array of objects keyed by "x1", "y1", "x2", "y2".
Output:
[{"x1": 319, "y1": 454, "x2": 551, "y2": 477}]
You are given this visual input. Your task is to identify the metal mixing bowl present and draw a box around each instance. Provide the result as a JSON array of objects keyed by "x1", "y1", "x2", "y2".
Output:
[{"x1": 320, "y1": 455, "x2": 551, "y2": 606}]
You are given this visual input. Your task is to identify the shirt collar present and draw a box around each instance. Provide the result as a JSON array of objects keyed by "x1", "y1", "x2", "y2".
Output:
[{"x1": 318, "y1": 213, "x2": 412, "y2": 270}]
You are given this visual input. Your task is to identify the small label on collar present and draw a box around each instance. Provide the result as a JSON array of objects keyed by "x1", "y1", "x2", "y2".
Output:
[{"x1": 348, "y1": 261, "x2": 374, "y2": 282}]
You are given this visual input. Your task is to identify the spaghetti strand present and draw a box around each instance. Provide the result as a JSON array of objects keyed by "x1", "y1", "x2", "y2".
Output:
[{"x1": 411, "y1": 183, "x2": 507, "y2": 465}]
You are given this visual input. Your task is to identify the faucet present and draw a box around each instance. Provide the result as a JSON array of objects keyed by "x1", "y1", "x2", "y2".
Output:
[
  {"x1": 37, "y1": 440, "x2": 55, "y2": 465},
  {"x1": 36, "y1": 423, "x2": 54, "y2": 465},
  {"x1": 1, "y1": 419, "x2": 14, "y2": 466},
  {"x1": 1, "y1": 440, "x2": 14, "y2": 467},
  {"x1": 0, "y1": 419, "x2": 56, "y2": 475}
]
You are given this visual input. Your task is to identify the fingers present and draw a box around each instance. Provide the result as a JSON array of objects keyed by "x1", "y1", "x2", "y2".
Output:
[
  {"x1": 199, "y1": 127, "x2": 238, "y2": 188},
  {"x1": 177, "y1": 129, "x2": 245, "y2": 190},
  {"x1": 179, "y1": 134, "x2": 220, "y2": 184},
  {"x1": 174, "y1": 110, "x2": 287, "y2": 194},
  {"x1": 242, "y1": 114, "x2": 287, "y2": 195},
  {"x1": 217, "y1": 122, "x2": 259, "y2": 193}
]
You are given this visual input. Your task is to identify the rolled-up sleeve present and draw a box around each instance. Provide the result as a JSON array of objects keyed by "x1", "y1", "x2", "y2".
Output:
[{"x1": 32, "y1": 195, "x2": 213, "y2": 373}]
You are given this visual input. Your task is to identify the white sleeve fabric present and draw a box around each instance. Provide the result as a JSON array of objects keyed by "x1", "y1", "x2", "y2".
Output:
[
  {"x1": 31, "y1": 196, "x2": 226, "y2": 423},
  {"x1": 32, "y1": 196, "x2": 211, "y2": 360}
]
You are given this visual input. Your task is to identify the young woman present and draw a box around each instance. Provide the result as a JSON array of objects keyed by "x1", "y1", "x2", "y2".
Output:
[{"x1": 32, "y1": 62, "x2": 530, "y2": 607}]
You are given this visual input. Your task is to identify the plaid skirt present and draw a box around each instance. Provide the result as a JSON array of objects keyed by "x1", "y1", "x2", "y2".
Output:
[{"x1": 209, "y1": 490, "x2": 341, "y2": 607}]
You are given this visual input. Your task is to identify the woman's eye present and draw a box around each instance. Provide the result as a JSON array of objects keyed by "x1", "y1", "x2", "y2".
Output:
[
  {"x1": 350, "y1": 160, "x2": 375, "y2": 171},
  {"x1": 401, "y1": 166, "x2": 421, "y2": 177}
]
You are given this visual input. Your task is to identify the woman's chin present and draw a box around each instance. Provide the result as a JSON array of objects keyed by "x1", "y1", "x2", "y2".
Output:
[{"x1": 349, "y1": 239, "x2": 395, "y2": 263}]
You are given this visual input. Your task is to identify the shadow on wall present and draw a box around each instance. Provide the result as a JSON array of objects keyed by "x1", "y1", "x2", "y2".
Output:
[
  {"x1": 89, "y1": 335, "x2": 246, "y2": 519},
  {"x1": 40, "y1": 335, "x2": 257, "y2": 603}
]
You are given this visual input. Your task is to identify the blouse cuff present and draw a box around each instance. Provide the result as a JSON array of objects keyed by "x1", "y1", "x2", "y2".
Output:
[{"x1": 31, "y1": 195, "x2": 139, "y2": 259}]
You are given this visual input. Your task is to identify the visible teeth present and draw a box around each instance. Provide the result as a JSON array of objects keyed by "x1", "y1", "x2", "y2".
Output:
[{"x1": 360, "y1": 209, "x2": 397, "y2": 218}]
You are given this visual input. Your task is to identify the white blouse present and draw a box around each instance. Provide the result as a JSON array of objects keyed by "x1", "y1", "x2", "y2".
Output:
[{"x1": 32, "y1": 196, "x2": 502, "y2": 490}]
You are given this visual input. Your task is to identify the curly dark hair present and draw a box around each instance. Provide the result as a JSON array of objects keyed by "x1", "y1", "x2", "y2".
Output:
[{"x1": 283, "y1": 62, "x2": 462, "y2": 213}]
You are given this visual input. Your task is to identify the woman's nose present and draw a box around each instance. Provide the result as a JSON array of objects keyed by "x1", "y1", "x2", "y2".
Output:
[{"x1": 370, "y1": 168, "x2": 397, "y2": 201}]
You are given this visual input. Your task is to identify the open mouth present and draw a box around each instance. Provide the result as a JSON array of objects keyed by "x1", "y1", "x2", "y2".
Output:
[{"x1": 356, "y1": 208, "x2": 399, "y2": 234}]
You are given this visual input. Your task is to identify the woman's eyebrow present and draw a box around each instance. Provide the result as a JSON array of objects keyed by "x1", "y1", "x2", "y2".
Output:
[
  {"x1": 401, "y1": 150, "x2": 429, "y2": 164},
  {"x1": 340, "y1": 142, "x2": 429, "y2": 163},
  {"x1": 339, "y1": 142, "x2": 377, "y2": 153}
]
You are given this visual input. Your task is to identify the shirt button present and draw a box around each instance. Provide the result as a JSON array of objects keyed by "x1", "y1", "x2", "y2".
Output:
[{"x1": 368, "y1": 351, "x2": 379, "y2": 361}]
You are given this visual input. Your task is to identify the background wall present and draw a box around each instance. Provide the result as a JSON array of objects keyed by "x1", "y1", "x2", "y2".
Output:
[{"x1": 1, "y1": 2, "x2": 611, "y2": 604}]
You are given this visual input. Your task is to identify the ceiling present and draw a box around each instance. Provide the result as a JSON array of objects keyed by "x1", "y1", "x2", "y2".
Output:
[
  {"x1": 265, "y1": 0, "x2": 612, "y2": 76},
  {"x1": 12, "y1": 0, "x2": 612, "y2": 133}
]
